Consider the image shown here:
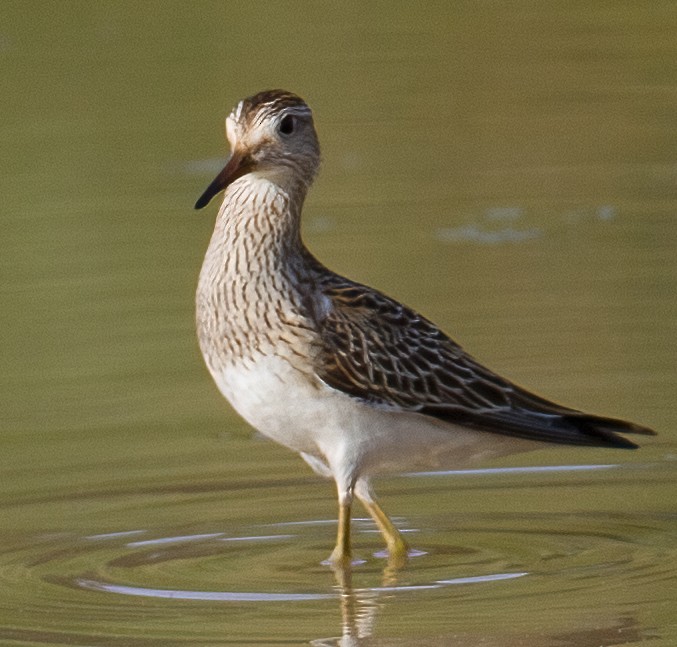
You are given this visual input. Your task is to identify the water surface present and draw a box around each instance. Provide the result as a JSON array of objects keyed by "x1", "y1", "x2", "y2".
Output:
[{"x1": 1, "y1": 2, "x2": 676, "y2": 645}]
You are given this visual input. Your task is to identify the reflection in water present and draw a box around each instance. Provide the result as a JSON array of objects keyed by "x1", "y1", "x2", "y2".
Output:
[
  {"x1": 2, "y1": 0, "x2": 674, "y2": 642},
  {"x1": 5, "y1": 474, "x2": 666, "y2": 645},
  {"x1": 407, "y1": 462, "x2": 620, "y2": 477},
  {"x1": 315, "y1": 561, "x2": 645, "y2": 647},
  {"x1": 434, "y1": 205, "x2": 621, "y2": 245},
  {"x1": 323, "y1": 564, "x2": 528, "y2": 647},
  {"x1": 75, "y1": 545, "x2": 527, "y2": 602},
  {"x1": 78, "y1": 577, "x2": 333, "y2": 602}
]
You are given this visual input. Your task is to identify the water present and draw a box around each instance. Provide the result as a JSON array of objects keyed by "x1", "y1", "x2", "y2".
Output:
[{"x1": 1, "y1": 2, "x2": 676, "y2": 645}]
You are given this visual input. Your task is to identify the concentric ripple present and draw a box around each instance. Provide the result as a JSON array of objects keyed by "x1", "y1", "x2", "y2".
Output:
[
  {"x1": 4, "y1": 509, "x2": 673, "y2": 606},
  {"x1": 0, "y1": 462, "x2": 673, "y2": 644}
]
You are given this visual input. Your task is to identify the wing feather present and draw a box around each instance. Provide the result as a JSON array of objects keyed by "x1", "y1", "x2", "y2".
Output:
[{"x1": 309, "y1": 279, "x2": 654, "y2": 449}]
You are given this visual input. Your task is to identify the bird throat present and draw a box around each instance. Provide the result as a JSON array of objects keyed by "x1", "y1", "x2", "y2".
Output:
[{"x1": 196, "y1": 176, "x2": 312, "y2": 369}]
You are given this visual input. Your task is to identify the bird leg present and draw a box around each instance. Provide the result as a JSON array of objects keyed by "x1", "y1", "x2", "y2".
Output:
[
  {"x1": 329, "y1": 488, "x2": 353, "y2": 567},
  {"x1": 355, "y1": 479, "x2": 408, "y2": 567}
]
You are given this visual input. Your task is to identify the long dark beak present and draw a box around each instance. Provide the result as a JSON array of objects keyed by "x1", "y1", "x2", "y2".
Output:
[{"x1": 194, "y1": 151, "x2": 254, "y2": 210}]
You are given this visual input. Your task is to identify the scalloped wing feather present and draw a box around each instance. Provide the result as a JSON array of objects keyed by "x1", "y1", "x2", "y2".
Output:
[{"x1": 311, "y1": 281, "x2": 654, "y2": 449}]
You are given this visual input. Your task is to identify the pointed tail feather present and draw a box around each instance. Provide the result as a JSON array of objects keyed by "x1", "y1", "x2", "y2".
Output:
[
  {"x1": 565, "y1": 413, "x2": 656, "y2": 449},
  {"x1": 424, "y1": 403, "x2": 656, "y2": 449}
]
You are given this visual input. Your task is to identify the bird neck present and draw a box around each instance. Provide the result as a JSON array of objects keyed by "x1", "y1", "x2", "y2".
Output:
[
  {"x1": 203, "y1": 174, "x2": 309, "y2": 286},
  {"x1": 196, "y1": 174, "x2": 315, "y2": 368}
]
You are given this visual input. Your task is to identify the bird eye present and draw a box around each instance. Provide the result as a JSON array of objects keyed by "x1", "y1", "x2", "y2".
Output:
[{"x1": 279, "y1": 114, "x2": 295, "y2": 135}]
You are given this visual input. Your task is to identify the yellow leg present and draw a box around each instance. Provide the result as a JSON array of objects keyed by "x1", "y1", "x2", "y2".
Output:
[
  {"x1": 329, "y1": 496, "x2": 352, "y2": 567},
  {"x1": 359, "y1": 496, "x2": 409, "y2": 565}
]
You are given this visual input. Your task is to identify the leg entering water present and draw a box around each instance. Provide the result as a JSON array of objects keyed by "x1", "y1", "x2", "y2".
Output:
[
  {"x1": 355, "y1": 478, "x2": 408, "y2": 568},
  {"x1": 329, "y1": 487, "x2": 353, "y2": 567}
]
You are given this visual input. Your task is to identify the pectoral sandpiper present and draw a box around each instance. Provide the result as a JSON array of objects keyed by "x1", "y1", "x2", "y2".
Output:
[{"x1": 194, "y1": 89, "x2": 654, "y2": 566}]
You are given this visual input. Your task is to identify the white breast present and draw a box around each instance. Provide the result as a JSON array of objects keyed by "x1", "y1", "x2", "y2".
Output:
[{"x1": 210, "y1": 354, "x2": 342, "y2": 456}]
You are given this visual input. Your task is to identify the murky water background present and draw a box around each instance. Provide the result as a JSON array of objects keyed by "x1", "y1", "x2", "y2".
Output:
[{"x1": 1, "y1": 2, "x2": 676, "y2": 645}]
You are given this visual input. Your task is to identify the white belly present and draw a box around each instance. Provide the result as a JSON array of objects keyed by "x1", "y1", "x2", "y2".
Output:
[
  {"x1": 210, "y1": 354, "x2": 338, "y2": 456},
  {"x1": 209, "y1": 354, "x2": 536, "y2": 482}
]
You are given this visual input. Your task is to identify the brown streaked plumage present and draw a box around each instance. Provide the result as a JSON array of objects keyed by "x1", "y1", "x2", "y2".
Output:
[{"x1": 195, "y1": 89, "x2": 655, "y2": 567}]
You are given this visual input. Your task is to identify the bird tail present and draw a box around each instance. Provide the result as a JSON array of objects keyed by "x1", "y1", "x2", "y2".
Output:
[{"x1": 562, "y1": 412, "x2": 656, "y2": 449}]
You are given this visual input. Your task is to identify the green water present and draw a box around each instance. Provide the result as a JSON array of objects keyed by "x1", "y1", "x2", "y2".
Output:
[{"x1": 1, "y1": 2, "x2": 676, "y2": 645}]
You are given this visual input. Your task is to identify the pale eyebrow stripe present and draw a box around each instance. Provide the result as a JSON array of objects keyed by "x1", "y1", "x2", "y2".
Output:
[{"x1": 250, "y1": 103, "x2": 312, "y2": 128}]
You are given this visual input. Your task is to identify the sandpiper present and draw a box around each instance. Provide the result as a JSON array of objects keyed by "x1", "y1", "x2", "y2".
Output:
[{"x1": 194, "y1": 89, "x2": 654, "y2": 566}]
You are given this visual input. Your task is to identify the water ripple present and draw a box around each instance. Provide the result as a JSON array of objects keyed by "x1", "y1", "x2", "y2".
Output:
[{"x1": 0, "y1": 462, "x2": 672, "y2": 644}]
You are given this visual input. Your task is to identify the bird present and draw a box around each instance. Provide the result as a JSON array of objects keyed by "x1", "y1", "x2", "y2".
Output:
[{"x1": 194, "y1": 89, "x2": 655, "y2": 567}]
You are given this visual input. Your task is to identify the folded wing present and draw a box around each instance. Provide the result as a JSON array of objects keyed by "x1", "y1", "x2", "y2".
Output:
[{"x1": 310, "y1": 281, "x2": 654, "y2": 449}]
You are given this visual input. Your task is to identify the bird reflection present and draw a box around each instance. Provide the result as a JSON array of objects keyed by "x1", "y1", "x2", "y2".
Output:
[
  {"x1": 311, "y1": 559, "x2": 646, "y2": 647},
  {"x1": 312, "y1": 561, "x2": 384, "y2": 647}
]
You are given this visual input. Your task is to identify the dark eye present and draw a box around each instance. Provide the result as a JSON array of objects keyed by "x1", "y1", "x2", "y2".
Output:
[{"x1": 279, "y1": 114, "x2": 295, "y2": 135}]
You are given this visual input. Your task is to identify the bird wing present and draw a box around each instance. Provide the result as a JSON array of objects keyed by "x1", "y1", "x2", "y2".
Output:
[{"x1": 310, "y1": 281, "x2": 653, "y2": 448}]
